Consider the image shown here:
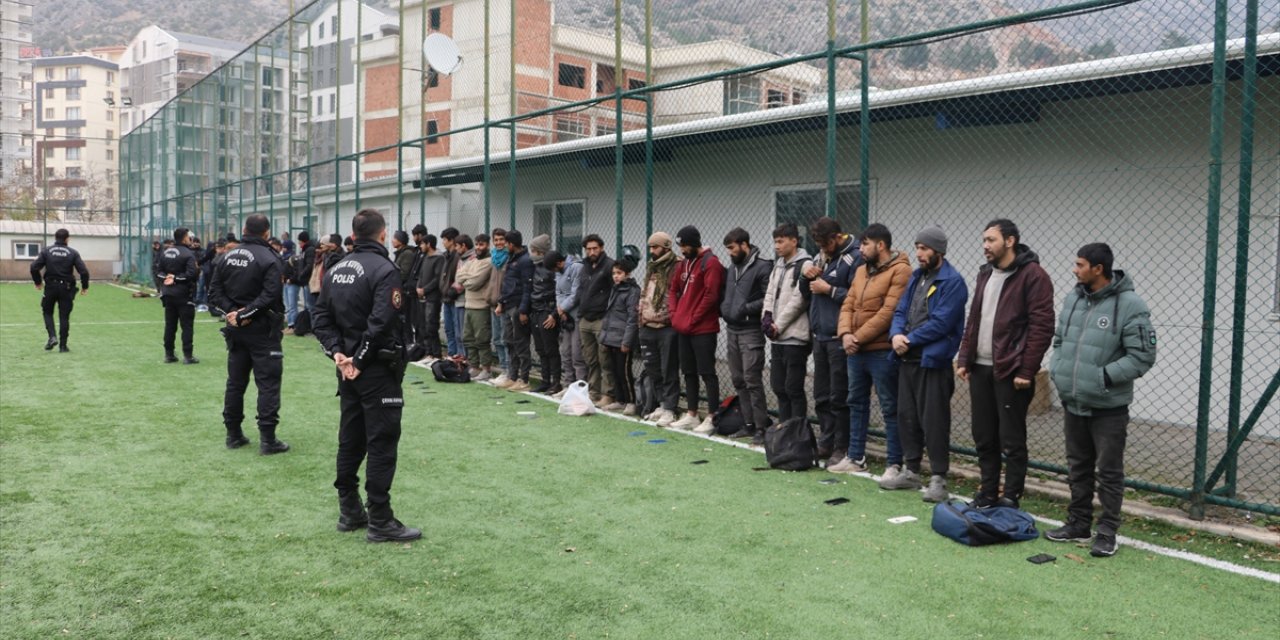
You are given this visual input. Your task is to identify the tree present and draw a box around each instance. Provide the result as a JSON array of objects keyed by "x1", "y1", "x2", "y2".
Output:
[
  {"x1": 0, "y1": 175, "x2": 40, "y2": 221},
  {"x1": 946, "y1": 40, "x2": 999, "y2": 72},
  {"x1": 898, "y1": 44, "x2": 930, "y2": 70},
  {"x1": 1010, "y1": 38, "x2": 1059, "y2": 68},
  {"x1": 1159, "y1": 30, "x2": 1193, "y2": 50},
  {"x1": 1085, "y1": 39, "x2": 1117, "y2": 60}
]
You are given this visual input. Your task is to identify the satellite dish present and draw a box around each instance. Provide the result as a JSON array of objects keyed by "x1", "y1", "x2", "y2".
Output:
[{"x1": 422, "y1": 33, "x2": 462, "y2": 75}]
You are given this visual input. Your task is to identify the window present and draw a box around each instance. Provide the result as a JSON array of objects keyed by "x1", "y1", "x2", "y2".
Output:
[
  {"x1": 66, "y1": 67, "x2": 80, "y2": 80},
  {"x1": 427, "y1": 68, "x2": 439, "y2": 88},
  {"x1": 106, "y1": 110, "x2": 114, "y2": 121},
  {"x1": 44, "y1": 68, "x2": 54, "y2": 80},
  {"x1": 792, "y1": 90, "x2": 807, "y2": 104},
  {"x1": 319, "y1": 22, "x2": 325, "y2": 39},
  {"x1": 315, "y1": 96, "x2": 322, "y2": 115},
  {"x1": 774, "y1": 184, "x2": 863, "y2": 256},
  {"x1": 533, "y1": 201, "x2": 586, "y2": 252},
  {"x1": 66, "y1": 147, "x2": 81, "y2": 160},
  {"x1": 766, "y1": 89, "x2": 786, "y2": 109},
  {"x1": 596, "y1": 64, "x2": 616, "y2": 93},
  {"x1": 724, "y1": 76, "x2": 761, "y2": 115},
  {"x1": 331, "y1": 16, "x2": 338, "y2": 36},
  {"x1": 106, "y1": 71, "x2": 114, "y2": 86},
  {"x1": 65, "y1": 127, "x2": 81, "y2": 139},
  {"x1": 427, "y1": 120, "x2": 439, "y2": 144},
  {"x1": 106, "y1": 149, "x2": 114, "y2": 160},
  {"x1": 107, "y1": 129, "x2": 115, "y2": 140},
  {"x1": 66, "y1": 107, "x2": 81, "y2": 120},
  {"x1": 329, "y1": 94, "x2": 336, "y2": 113},
  {"x1": 14, "y1": 242, "x2": 42, "y2": 260},
  {"x1": 596, "y1": 121, "x2": 616, "y2": 137},
  {"x1": 429, "y1": 8, "x2": 442, "y2": 30},
  {"x1": 554, "y1": 115, "x2": 586, "y2": 142},
  {"x1": 67, "y1": 86, "x2": 81, "y2": 101},
  {"x1": 106, "y1": 89, "x2": 114, "y2": 101},
  {"x1": 44, "y1": 108, "x2": 54, "y2": 120},
  {"x1": 628, "y1": 78, "x2": 647, "y2": 91},
  {"x1": 557, "y1": 63, "x2": 585, "y2": 89},
  {"x1": 44, "y1": 87, "x2": 54, "y2": 99},
  {"x1": 67, "y1": 186, "x2": 83, "y2": 199},
  {"x1": 66, "y1": 167, "x2": 82, "y2": 178}
]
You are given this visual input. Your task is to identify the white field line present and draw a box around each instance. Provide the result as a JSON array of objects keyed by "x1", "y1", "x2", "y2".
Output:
[{"x1": 431, "y1": 367, "x2": 1280, "y2": 584}]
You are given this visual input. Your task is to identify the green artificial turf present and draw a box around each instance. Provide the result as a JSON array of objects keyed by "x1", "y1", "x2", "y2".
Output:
[{"x1": 1, "y1": 283, "x2": 1277, "y2": 639}]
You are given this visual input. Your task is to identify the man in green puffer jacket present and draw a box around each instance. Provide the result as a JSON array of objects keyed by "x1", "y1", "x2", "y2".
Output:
[{"x1": 1045, "y1": 243, "x2": 1157, "y2": 559}]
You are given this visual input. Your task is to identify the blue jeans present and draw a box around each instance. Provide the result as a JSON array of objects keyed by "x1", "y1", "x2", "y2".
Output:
[
  {"x1": 491, "y1": 311, "x2": 507, "y2": 368},
  {"x1": 283, "y1": 283, "x2": 302, "y2": 327},
  {"x1": 302, "y1": 288, "x2": 317, "y2": 311},
  {"x1": 847, "y1": 351, "x2": 903, "y2": 465},
  {"x1": 442, "y1": 302, "x2": 465, "y2": 356}
]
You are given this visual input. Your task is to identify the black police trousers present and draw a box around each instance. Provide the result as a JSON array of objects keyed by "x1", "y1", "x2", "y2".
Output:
[
  {"x1": 222, "y1": 323, "x2": 283, "y2": 437},
  {"x1": 162, "y1": 295, "x2": 195, "y2": 356},
  {"x1": 335, "y1": 361, "x2": 405, "y2": 508},
  {"x1": 41, "y1": 280, "x2": 77, "y2": 345}
]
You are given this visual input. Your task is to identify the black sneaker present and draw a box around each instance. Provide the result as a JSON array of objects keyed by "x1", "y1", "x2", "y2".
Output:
[
  {"x1": 1045, "y1": 522, "x2": 1093, "y2": 543},
  {"x1": 44, "y1": 336, "x2": 58, "y2": 351},
  {"x1": 997, "y1": 496, "x2": 1021, "y2": 510},
  {"x1": 225, "y1": 435, "x2": 251, "y2": 449},
  {"x1": 531, "y1": 381, "x2": 551, "y2": 393},
  {"x1": 58, "y1": 345, "x2": 69, "y2": 353},
  {"x1": 183, "y1": 356, "x2": 200, "y2": 365},
  {"x1": 971, "y1": 493, "x2": 1000, "y2": 509},
  {"x1": 1090, "y1": 531, "x2": 1118, "y2": 557},
  {"x1": 164, "y1": 353, "x2": 179, "y2": 363}
]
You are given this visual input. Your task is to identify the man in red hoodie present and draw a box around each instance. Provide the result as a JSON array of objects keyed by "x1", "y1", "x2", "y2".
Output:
[{"x1": 669, "y1": 225, "x2": 725, "y2": 433}]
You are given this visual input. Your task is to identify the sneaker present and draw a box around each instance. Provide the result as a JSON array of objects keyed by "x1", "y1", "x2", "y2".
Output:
[
  {"x1": 923, "y1": 475, "x2": 949, "y2": 502},
  {"x1": 420, "y1": 355, "x2": 438, "y2": 365},
  {"x1": 44, "y1": 336, "x2": 58, "y2": 351},
  {"x1": 829, "y1": 456, "x2": 868, "y2": 474},
  {"x1": 491, "y1": 374, "x2": 513, "y2": 388},
  {"x1": 670, "y1": 413, "x2": 700, "y2": 430},
  {"x1": 183, "y1": 356, "x2": 200, "y2": 365},
  {"x1": 532, "y1": 381, "x2": 552, "y2": 394},
  {"x1": 508, "y1": 380, "x2": 531, "y2": 392},
  {"x1": 879, "y1": 467, "x2": 922, "y2": 491},
  {"x1": 880, "y1": 464, "x2": 902, "y2": 483},
  {"x1": 551, "y1": 388, "x2": 569, "y2": 401},
  {"x1": 643, "y1": 408, "x2": 662, "y2": 421},
  {"x1": 283, "y1": 326, "x2": 295, "y2": 335},
  {"x1": 164, "y1": 353, "x2": 179, "y2": 364},
  {"x1": 655, "y1": 409, "x2": 678, "y2": 427},
  {"x1": 473, "y1": 371, "x2": 492, "y2": 382},
  {"x1": 824, "y1": 452, "x2": 845, "y2": 469},
  {"x1": 622, "y1": 403, "x2": 637, "y2": 416},
  {"x1": 997, "y1": 496, "x2": 1021, "y2": 510},
  {"x1": 750, "y1": 431, "x2": 766, "y2": 447},
  {"x1": 225, "y1": 435, "x2": 251, "y2": 449},
  {"x1": 1090, "y1": 531, "x2": 1118, "y2": 557},
  {"x1": 259, "y1": 439, "x2": 291, "y2": 455},
  {"x1": 971, "y1": 493, "x2": 1000, "y2": 509},
  {"x1": 594, "y1": 395, "x2": 616, "y2": 409},
  {"x1": 195, "y1": 304, "x2": 209, "y2": 313},
  {"x1": 692, "y1": 416, "x2": 715, "y2": 435},
  {"x1": 468, "y1": 367, "x2": 483, "y2": 378},
  {"x1": 58, "y1": 345, "x2": 69, "y2": 353},
  {"x1": 1045, "y1": 521, "x2": 1093, "y2": 543},
  {"x1": 602, "y1": 402, "x2": 625, "y2": 412}
]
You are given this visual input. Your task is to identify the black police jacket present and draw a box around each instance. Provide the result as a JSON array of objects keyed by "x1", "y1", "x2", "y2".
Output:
[
  {"x1": 153, "y1": 244, "x2": 198, "y2": 299},
  {"x1": 31, "y1": 242, "x2": 90, "y2": 290},
  {"x1": 208, "y1": 236, "x2": 284, "y2": 325},
  {"x1": 311, "y1": 240, "x2": 403, "y2": 371}
]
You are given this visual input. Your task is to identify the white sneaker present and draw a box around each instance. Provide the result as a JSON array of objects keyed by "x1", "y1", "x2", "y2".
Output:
[
  {"x1": 551, "y1": 388, "x2": 568, "y2": 400},
  {"x1": 671, "y1": 413, "x2": 700, "y2": 430},
  {"x1": 655, "y1": 409, "x2": 678, "y2": 427},
  {"x1": 468, "y1": 367, "x2": 483, "y2": 378},
  {"x1": 622, "y1": 403, "x2": 637, "y2": 416},
  {"x1": 491, "y1": 374, "x2": 512, "y2": 388},
  {"x1": 419, "y1": 355, "x2": 438, "y2": 365},
  {"x1": 880, "y1": 464, "x2": 902, "y2": 483},
  {"x1": 602, "y1": 402, "x2": 625, "y2": 412},
  {"x1": 643, "y1": 408, "x2": 661, "y2": 421},
  {"x1": 829, "y1": 456, "x2": 868, "y2": 474},
  {"x1": 472, "y1": 371, "x2": 492, "y2": 382},
  {"x1": 692, "y1": 416, "x2": 715, "y2": 435}
]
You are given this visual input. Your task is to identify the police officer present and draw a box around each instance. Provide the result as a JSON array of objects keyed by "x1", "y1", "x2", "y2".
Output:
[
  {"x1": 312, "y1": 209, "x2": 422, "y2": 543},
  {"x1": 209, "y1": 214, "x2": 290, "y2": 454},
  {"x1": 31, "y1": 228, "x2": 90, "y2": 352},
  {"x1": 153, "y1": 227, "x2": 200, "y2": 364}
]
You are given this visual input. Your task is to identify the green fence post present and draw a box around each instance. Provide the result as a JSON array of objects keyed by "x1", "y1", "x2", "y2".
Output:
[
  {"x1": 483, "y1": 0, "x2": 491, "y2": 232},
  {"x1": 825, "y1": 0, "x2": 837, "y2": 219},
  {"x1": 644, "y1": 0, "x2": 653, "y2": 241},
  {"x1": 1191, "y1": 0, "x2": 1230, "y2": 521},
  {"x1": 614, "y1": 0, "x2": 624, "y2": 257}
]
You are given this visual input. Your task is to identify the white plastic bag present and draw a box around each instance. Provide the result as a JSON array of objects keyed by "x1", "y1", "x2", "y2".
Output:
[{"x1": 557, "y1": 380, "x2": 597, "y2": 416}]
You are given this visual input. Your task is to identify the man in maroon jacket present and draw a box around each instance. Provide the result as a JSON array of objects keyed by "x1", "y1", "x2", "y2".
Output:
[
  {"x1": 669, "y1": 225, "x2": 725, "y2": 433},
  {"x1": 955, "y1": 219, "x2": 1055, "y2": 509}
]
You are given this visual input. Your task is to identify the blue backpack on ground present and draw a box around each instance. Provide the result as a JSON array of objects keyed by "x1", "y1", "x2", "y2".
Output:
[{"x1": 931, "y1": 499, "x2": 1039, "y2": 546}]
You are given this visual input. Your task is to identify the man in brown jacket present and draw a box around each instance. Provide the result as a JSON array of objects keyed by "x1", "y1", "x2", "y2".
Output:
[
  {"x1": 955, "y1": 219, "x2": 1055, "y2": 509},
  {"x1": 831, "y1": 223, "x2": 912, "y2": 478}
]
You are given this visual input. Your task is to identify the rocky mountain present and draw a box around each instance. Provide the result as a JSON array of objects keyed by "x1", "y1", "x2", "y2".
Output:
[{"x1": 33, "y1": 0, "x2": 1271, "y2": 81}]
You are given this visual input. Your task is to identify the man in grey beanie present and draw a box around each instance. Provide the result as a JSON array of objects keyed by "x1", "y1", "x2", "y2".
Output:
[{"x1": 882, "y1": 226, "x2": 968, "y2": 503}]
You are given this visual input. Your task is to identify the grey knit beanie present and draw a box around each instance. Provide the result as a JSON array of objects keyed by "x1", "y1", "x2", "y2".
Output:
[
  {"x1": 914, "y1": 226, "x2": 948, "y2": 254},
  {"x1": 530, "y1": 233, "x2": 552, "y2": 254}
]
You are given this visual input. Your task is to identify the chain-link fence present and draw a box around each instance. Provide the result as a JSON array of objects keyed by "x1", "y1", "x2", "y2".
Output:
[{"x1": 119, "y1": 0, "x2": 1279, "y2": 517}]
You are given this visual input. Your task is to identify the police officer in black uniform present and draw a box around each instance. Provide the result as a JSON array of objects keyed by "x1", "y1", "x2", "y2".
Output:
[
  {"x1": 209, "y1": 214, "x2": 290, "y2": 454},
  {"x1": 312, "y1": 209, "x2": 422, "y2": 543},
  {"x1": 153, "y1": 227, "x2": 200, "y2": 364},
  {"x1": 31, "y1": 228, "x2": 90, "y2": 352}
]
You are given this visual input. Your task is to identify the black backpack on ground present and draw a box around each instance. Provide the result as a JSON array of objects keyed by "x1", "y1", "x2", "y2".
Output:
[
  {"x1": 293, "y1": 309, "x2": 312, "y2": 336},
  {"x1": 712, "y1": 396, "x2": 746, "y2": 436},
  {"x1": 633, "y1": 371, "x2": 657, "y2": 417},
  {"x1": 431, "y1": 358, "x2": 471, "y2": 383},
  {"x1": 764, "y1": 417, "x2": 818, "y2": 471}
]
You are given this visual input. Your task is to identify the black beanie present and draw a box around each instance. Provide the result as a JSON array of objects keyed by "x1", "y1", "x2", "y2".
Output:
[
  {"x1": 676, "y1": 225, "x2": 702, "y2": 249},
  {"x1": 297, "y1": 230, "x2": 310, "y2": 244}
]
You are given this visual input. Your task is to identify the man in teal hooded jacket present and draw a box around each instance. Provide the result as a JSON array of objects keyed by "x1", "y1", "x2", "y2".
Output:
[{"x1": 1045, "y1": 243, "x2": 1156, "y2": 558}]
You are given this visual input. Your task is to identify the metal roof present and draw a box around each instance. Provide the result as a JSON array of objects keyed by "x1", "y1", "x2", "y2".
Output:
[{"x1": 0, "y1": 221, "x2": 119, "y2": 237}]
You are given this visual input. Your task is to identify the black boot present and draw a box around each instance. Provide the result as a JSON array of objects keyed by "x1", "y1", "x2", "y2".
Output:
[
  {"x1": 366, "y1": 503, "x2": 422, "y2": 543},
  {"x1": 258, "y1": 428, "x2": 290, "y2": 455},
  {"x1": 44, "y1": 336, "x2": 58, "y2": 351},
  {"x1": 225, "y1": 427, "x2": 250, "y2": 449},
  {"x1": 164, "y1": 351, "x2": 179, "y2": 363},
  {"x1": 183, "y1": 354, "x2": 200, "y2": 365},
  {"x1": 58, "y1": 345, "x2": 69, "y2": 353},
  {"x1": 337, "y1": 492, "x2": 369, "y2": 532}
]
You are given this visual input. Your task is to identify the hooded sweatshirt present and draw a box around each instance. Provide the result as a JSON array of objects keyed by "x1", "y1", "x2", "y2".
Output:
[
  {"x1": 956, "y1": 244, "x2": 1056, "y2": 381},
  {"x1": 669, "y1": 248, "x2": 725, "y2": 336}
]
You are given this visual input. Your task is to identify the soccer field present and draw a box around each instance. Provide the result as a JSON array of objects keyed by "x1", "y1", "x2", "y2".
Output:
[{"x1": 1, "y1": 283, "x2": 1276, "y2": 639}]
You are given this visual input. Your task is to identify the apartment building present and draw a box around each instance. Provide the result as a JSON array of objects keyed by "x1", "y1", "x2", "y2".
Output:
[{"x1": 31, "y1": 54, "x2": 119, "y2": 221}]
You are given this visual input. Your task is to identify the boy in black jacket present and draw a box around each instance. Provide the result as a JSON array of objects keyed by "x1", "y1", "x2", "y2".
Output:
[{"x1": 600, "y1": 255, "x2": 641, "y2": 415}]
